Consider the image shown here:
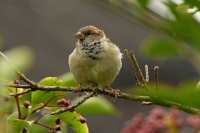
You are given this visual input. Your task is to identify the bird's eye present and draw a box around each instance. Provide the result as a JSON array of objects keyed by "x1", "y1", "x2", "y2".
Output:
[
  {"x1": 85, "y1": 32, "x2": 90, "y2": 36},
  {"x1": 80, "y1": 38, "x2": 84, "y2": 42}
]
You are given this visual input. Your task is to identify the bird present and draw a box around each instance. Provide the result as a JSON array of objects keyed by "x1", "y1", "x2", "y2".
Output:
[{"x1": 68, "y1": 25, "x2": 122, "y2": 88}]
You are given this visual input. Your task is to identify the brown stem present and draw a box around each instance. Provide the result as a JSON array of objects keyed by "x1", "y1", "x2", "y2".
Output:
[
  {"x1": 17, "y1": 72, "x2": 37, "y2": 87},
  {"x1": 51, "y1": 92, "x2": 96, "y2": 115},
  {"x1": 31, "y1": 97, "x2": 54, "y2": 114},
  {"x1": 124, "y1": 49, "x2": 146, "y2": 86},
  {"x1": 10, "y1": 89, "x2": 32, "y2": 96},
  {"x1": 8, "y1": 84, "x2": 200, "y2": 114},
  {"x1": 154, "y1": 66, "x2": 159, "y2": 88},
  {"x1": 145, "y1": 64, "x2": 149, "y2": 83},
  {"x1": 10, "y1": 82, "x2": 200, "y2": 114},
  {"x1": 14, "y1": 91, "x2": 21, "y2": 119},
  {"x1": 2, "y1": 48, "x2": 199, "y2": 115},
  {"x1": 34, "y1": 121, "x2": 54, "y2": 130}
]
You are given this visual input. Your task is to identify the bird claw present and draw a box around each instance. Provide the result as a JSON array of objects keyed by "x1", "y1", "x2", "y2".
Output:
[
  {"x1": 112, "y1": 89, "x2": 120, "y2": 98},
  {"x1": 105, "y1": 86, "x2": 120, "y2": 98}
]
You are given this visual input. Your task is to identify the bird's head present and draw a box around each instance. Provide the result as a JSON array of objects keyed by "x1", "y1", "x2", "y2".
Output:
[
  {"x1": 75, "y1": 26, "x2": 107, "y2": 59},
  {"x1": 75, "y1": 25, "x2": 105, "y2": 45}
]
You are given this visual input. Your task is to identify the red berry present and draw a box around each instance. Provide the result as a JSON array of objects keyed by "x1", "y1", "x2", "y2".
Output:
[
  {"x1": 187, "y1": 115, "x2": 200, "y2": 129},
  {"x1": 80, "y1": 116, "x2": 87, "y2": 124},
  {"x1": 23, "y1": 100, "x2": 31, "y2": 108},
  {"x1": 57, "y1": 98, "x2": 70, "y2": 107}
]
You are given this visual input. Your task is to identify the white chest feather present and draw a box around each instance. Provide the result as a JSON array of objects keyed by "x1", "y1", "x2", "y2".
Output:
[{"x1": 68, "y1": 40, "x2": 122, "y2": 87}]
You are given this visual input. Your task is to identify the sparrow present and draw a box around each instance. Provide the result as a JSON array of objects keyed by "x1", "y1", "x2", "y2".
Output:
[{"x1": 68, "y1": 25, "x2": 122, "y2": 87}]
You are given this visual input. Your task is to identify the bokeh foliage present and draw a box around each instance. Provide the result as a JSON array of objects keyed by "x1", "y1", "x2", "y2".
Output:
[
  {"x1": 104, "y1": 0, "x2": 200, "y2": 71},
  {"x1": 103, "y1": 0, "x2": 200, "y2": 118},
  {"x1": 0, "y1": 46, "x2": 118, "y2": 132},
  {"x1": 2, "y1": 0, "x2": 200, "y2": 132}
]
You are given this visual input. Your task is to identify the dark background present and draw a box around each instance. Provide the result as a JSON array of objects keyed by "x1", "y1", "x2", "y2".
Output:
[{"x1": 0, "y1": 0, "x2": 198, "y2": 132}]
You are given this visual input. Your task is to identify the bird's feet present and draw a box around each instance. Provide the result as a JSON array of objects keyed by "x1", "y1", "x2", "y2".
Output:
[
  {"x1": 105, "y1": 86, "x2": 120, "y2": 98},
  {"x1": 74, "y1": 84, "x2": 82, "y2": 96}
]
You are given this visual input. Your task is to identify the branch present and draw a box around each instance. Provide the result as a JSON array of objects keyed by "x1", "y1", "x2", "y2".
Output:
[
  {"x1": 1, "y1": 49, "x2": 200, "y2": 115},
  {"x1": 10, "y1": 89, "x2": 32, "y2": 96},
  {"x1": 18, "y1": 72, "x2": 37, "y2": 86},
  {"x1": 51, "y1": 92, "x2": 96, "y2": 115},
  {"x1": 7, "y1": 83, "x2": 200, "y2": 114},
  {"x1": 124, "y1": 49, "x2": 146, "y2": 86},
  {"x1": 0, "y1": 51, "x2": 36, "y2": 86},
  {"x1": 14, "y1": 90, "x2": 22, "y2": 119},
  {"x1": 33, "y1": 121, "x2": 54, "y2": 130},
  {"x1": 154, "y1": 66, "x2": 159, "y2": 88}
]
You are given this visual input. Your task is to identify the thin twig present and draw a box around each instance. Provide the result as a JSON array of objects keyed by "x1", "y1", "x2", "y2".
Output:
[
  {"x1": 34, "y1": 121, "x2": 54, "y2": 130},
  {"x1": 14, "y1": 88, "x2": 21, "y2": 119},
  {"x1": 124, "y1": 49, "x2": 146, "y2": 86},
  {"x1": 154, "y1": 66, "x2": 159, "y2": 88},
  {"x1": 145, "y1": 64, "x2": 149, "y2": 83},
  {"x1": 8, "y1": 84, "x2": 31, "y2": 89},
  {"x1": 8, "y1": 83, "x2": 200, "y2": 114},
  {"x1": 51, "y1": 92, "x2": 96, "y2": 115},
  {"x1": 0, "y1": 51, "x2": 36, "y2": 86},
  {"x1": 10, "y1": 89, "x2": 32, "y2": 96},
  {"x1": 124, "y1": 49, "x2": 140, "y2": 85},
  {"x1": 31, "y1": 97, "x2": 54, "y2": 114},
  {"x1": 18, "y1": 72, "x2": 37, "y2": 86}
]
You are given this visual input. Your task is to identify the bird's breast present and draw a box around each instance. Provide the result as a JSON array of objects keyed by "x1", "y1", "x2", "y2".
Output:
[{"x1": 81, "y1": 41, "x2": 104, "y2": 60}]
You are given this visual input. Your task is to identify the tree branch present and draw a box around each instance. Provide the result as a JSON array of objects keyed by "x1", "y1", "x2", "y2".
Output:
[
  {"x1": 1, "y1": 49, "x2": 200, "y2": 115},
  {"x1": 7, "y1": 83, "x2": 200, "y2": 114},
  {"x1": 14, "y1": 94, "x2": 21, "y2": 119},
  {"x1": 124, "y1": 49, "x2": 146, "y2": 86},
  {"x1": 51, "y1": 92, "x2": 96, "y2": 115}
]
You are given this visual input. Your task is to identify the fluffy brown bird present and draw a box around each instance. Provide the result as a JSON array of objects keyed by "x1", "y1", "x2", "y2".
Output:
[{"x1": 68, "y1": 26, "x2": 122, "y2": 87}]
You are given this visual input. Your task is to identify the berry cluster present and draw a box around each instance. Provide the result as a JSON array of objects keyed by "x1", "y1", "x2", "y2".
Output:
[{"x1": 121, "y1": 107, "x2": 200, "y2": 133}]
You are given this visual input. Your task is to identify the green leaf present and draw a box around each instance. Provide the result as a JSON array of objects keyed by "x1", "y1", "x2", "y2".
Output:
[
  {"x1": 137, "y1": 0, "x2": 150, "y2": 8},
  {"x1": 142, "y1": 37, "x2": 181, "y2": 58},
  {"x1": 7, "y1": 112, "x2": 32, "y2": 133},
  {"x1": 19, "y1": 92, "x2": 32, "y2": 118},
  {"x1": 20, "y1": 92, "x2": 32, "y2": 104},
  {"x1": 0, "y1": 46, "x2": 33, "y2": 82},
  {"x1": 31, "y1": 77, "x2": 66, "y2": 107},
  {"x1": 0, "y1": 86, "x2": 15, "y2": 113},
  {"x1": 184, "y1": 0, "x2": 200, "y2": 10},
  {"x1": 0, "y1": 97, "x2": 14, "y2": 114},
  {"x1": 28, "y1": 124, "x2": 48, "y2": 133},
  {"x1": 38, "y1": 77, "x2": 64, "y2": 86},
  {"x1": 60, "y1": 73, "x2": 77, "y2": 87},
  {"x1": 134, "y1": 82, "x2": 200, "y2": 109},
  {"x1": 76, "y1": 96, "x2": 118, "y2": 116},
  {"x1": 167, "y1": 2, "x2": 200, "y2": 50},
  {"x1": 28, "y1": 115, "x2": 61, "y2": 133},
  {"x1": 58, "y1": 112, "x2": 89, "y2": 133}
]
